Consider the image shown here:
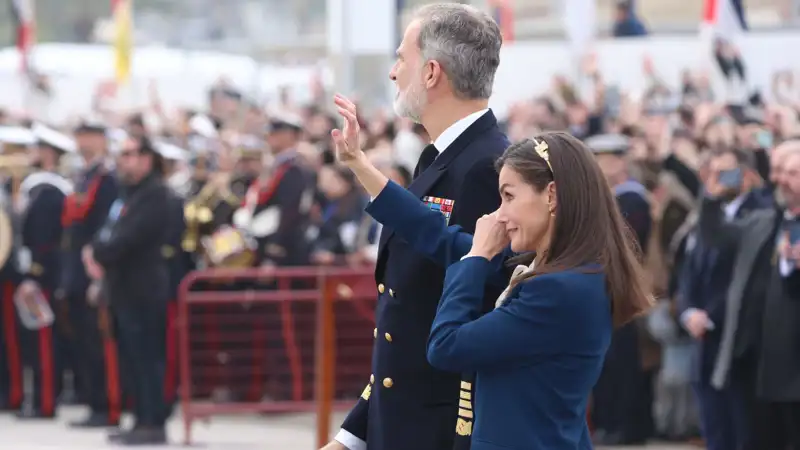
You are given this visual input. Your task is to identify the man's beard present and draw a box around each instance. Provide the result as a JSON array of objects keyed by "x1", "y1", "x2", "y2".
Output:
[
  {"x1": 393, "y1": 79, "x2": 427, "y2": 124},
  {"x1": 776, "y1": 188, "x2": 800, "y2": 211}
]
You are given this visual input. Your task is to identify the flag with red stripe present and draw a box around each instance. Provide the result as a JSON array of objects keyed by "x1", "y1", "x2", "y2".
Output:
[
  {"x1": 488, "y1": 0, "x2": 514, "y2": 43},
  {"x1": 9, "y1": 0, "x2": 35, "y2": 72},
  {"x1": 702, "y1": 0, "x2": 747, "y2": 40}
]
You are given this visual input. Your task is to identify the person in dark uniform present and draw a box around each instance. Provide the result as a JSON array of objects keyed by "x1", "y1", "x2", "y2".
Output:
[
  {"x1": 85, "y1": 135, "x2": 170, "y2": 445},
  {"x1": 324, "y1": 5, "x2": 507, "y2": 450},
  {"x1": 231, "y1": 113, "x2": 313, "y2": 402},
  {"x1": 0, "y1": 126, "x2": 33, "y2": 412},
  {"x1": 60, "y1": 119, "x2": 120, "y2": 427},
  {"x1": 252, "y1": 113, "x2": 313, "y2": 268},
  {"x1": 154, "y1": 141, "x2": 193, "y2": 407},
  {"x1": 13, "y1": 124, "x2": 75, "y2": 419},
  {"x1": 587, "y1": 134, "x2": 655, "y2": 446}
]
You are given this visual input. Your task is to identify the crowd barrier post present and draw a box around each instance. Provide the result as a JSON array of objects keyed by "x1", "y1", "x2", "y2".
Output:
[{"x1": 315, "y1": 275, "x2": 337, "y2": 448}]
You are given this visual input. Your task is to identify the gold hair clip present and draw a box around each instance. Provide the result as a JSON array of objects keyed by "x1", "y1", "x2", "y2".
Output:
[{"x1": 533, "y1": 138, "x2": 552, "y2": 172}]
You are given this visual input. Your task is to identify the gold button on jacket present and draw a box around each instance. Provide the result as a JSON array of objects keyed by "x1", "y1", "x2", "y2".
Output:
[
  {"x1": 383, "y1": 378, "x2": 393, "y2": 388},
  {"x1": 370, "y1": 374, "x2": 375, "y2": 384},
  {"x1": 384, "y1": 333, "x2": 392, "y2": 342},
  {"x1": 378, "y1": 283, "x2": 385, "y2": 294},
  {"x1": 373, "y1": 327, "x2": 377, "y2": 338}
]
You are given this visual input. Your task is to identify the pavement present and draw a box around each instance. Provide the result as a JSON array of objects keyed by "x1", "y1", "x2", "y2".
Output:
[{"x1": 1, "y1": 406, "x2": 699, "y2": 449}]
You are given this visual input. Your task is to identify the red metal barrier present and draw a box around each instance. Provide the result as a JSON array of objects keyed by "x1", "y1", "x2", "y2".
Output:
[{"x1": 177, "y1": 266, "x2": 377, "y2": 446}]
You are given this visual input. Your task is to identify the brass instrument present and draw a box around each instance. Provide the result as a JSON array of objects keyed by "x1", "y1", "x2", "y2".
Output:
[
  {"x1": 0, "y1": 151, "x2": 30, "y2": 269},
  {"x1": 201, "y1": 226, "x2": 256, "y2": 268},
  {"x1": 182, "y1": 180, "x2": 225, "y2": 252},
  {"x1": 0, "y1": 199, "x2": 13, "y2": 270},
  {"x1": 0, "y1": 153, "x2": 32, "y2": 182},
  {"x1": 182, "y1": 173, "x2": 249, "y2": 268}
]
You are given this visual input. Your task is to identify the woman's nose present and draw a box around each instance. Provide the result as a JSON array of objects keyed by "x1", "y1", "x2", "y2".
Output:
[{"x1": 495, "y1": 209, "x2": 508, "y2": 223}]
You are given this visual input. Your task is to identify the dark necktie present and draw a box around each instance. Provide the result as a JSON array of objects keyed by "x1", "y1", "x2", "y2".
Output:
[{"x1": 414, "y1": 144, "x2": 438, "y2": 179}]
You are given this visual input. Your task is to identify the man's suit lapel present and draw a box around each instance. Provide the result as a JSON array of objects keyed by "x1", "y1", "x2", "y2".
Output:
[
  {"x1": 376, "y1": 110, "x2": 498, "y2": 256},
  {"x1": 711, "y1": 209, "x2": 777, "y2": 389}
]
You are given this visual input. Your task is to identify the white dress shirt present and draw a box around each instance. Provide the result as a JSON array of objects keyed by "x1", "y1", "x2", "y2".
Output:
[
  {"x1": 431, "y1": 109, "x2": 489, "y2": 155},
  {"x1": 337, "y1": 108, "x2": 490, "y2": 450},
  {"x1": 722, "y1": 194, "x2": 747, "y2": 222}
]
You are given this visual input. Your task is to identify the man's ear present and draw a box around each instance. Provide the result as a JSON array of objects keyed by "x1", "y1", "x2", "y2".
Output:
[{"x1": 425, "y1": 60, "x2": 443, "y2": 90}]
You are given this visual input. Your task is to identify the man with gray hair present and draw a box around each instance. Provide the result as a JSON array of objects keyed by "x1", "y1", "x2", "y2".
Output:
[{"x1": 322, "y1": 3, "x2": 508, "y2": 450}]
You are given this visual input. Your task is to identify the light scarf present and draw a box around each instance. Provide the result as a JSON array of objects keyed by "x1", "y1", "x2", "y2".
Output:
[{"x1": 494, "y1": 260, "x2": 537, "y2": 309}]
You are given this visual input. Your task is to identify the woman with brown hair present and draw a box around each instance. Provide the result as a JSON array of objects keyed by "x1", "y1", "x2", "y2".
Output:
[{"x1": 332, "y1": 100, "x2": 652, "y2": 449}]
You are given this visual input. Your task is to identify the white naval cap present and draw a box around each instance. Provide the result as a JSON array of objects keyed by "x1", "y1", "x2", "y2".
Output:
[
  {"x1": 585, "y1": 133, "x2": 630, "y2": 156},
  {"x1": 154, "y1": 141, "x2": 189, "y2": 162},
  {"x1": 74, "y1": 116, "x2": 108, "y2": 134},
  {"x1": 0, "y1": 126, "x2": 36, "y2": 146},
  {"x1": 32, "y1": 123, "x2": 77, "y2": 153},
  {"x1": 267, "y1": 110, "x2": 304, "y2": 132}
]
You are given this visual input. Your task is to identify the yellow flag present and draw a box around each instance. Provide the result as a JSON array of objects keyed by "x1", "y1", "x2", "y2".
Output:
[{"x1": 113, "y1": 0, "x2": 132, "y2": 85}]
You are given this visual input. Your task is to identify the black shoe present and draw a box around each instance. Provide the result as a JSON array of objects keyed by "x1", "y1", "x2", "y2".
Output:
[
  {"x1": 0, "y1": 403, "x2": 20, "y2": 412},
  {"x1": 69, "y1": 412, "x2": 117, "y2": 428},
  {"x1": 107, "y1": 426, "x2": 133, "y2": 443},
  {"x1": 0, "y1": 397, "x2": 21, "y2": 412},
  {"x1": 117, "y1": 426, "x2": 167, "y2": 446}
]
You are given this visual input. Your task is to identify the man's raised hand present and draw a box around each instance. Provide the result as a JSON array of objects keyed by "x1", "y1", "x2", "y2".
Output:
[{"x1": 331, "y1": 94, "x2": 365, "y2": 166}]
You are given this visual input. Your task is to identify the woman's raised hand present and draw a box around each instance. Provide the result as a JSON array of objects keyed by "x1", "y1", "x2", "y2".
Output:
[
  {"x1": 468, "y1": 211, "x2": 510, "y2": 260},
  {"x1": 331, "y1": 94, "x2": 367, "y2": 167}
]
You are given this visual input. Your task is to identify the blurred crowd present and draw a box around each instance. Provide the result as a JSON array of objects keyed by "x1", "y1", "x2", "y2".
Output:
[{"x1": 0, "y1": 37, "x2": 799, "y2": 448}]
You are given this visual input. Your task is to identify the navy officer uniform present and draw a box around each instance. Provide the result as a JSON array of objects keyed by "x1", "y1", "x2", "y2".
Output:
[
  {"x1": 336, "y1": 109, "x2": 508, "y2": 450},
  {"x1": 60, "y1": 120, "x2": 120, "y2": 427},
  {"x1": 0, "y1": 126, "x2": 34, "y2": 412},
  {"x1": 0, "y1": 192, "x2": 21, "y2": 412},
  {"x1": 14, "y1": 124, "x2": 76, "y2": 419},
  {"x1": 249, "y1": 114, "x2": 314, "y2": 268},
  {"x1": 236, "y1": 115, "x2": 314, "y2": 402}
]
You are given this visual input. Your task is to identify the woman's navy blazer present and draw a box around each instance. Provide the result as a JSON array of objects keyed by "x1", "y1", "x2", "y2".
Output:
[{"x1": 365, "y1": 180, "x2": 613, "y2": 450}]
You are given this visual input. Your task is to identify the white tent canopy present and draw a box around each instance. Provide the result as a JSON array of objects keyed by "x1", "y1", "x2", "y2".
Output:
[{"x1": 0, "y1": 43, "x2": 332, "y2": 123}]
